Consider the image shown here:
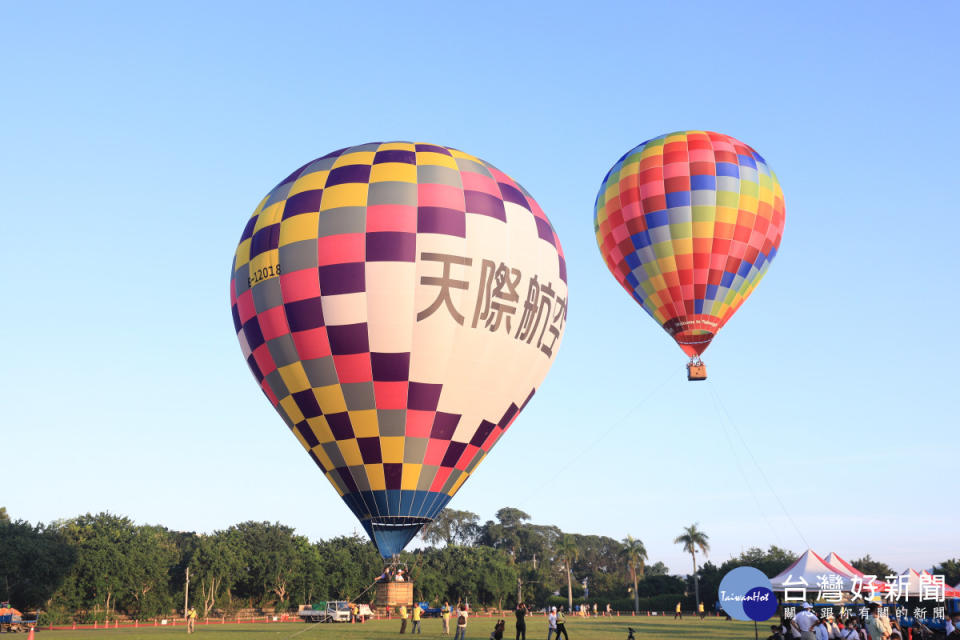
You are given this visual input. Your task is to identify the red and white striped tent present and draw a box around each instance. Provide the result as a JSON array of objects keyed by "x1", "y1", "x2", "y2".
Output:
[
  {"x1": 822, "y1": 552, "x2": 863, "y2": 578},
  {"x1": 822, "y1": 551, "x2": 888, "y2": 593},
  {"x1": 915, "y1": 570, "x2": 960, "y2": 599}
]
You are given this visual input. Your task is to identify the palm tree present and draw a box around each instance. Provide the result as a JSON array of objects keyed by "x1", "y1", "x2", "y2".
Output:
[
  {"x1": 674, "y1": 523, "x2": 710, "y2": 613},
  {"x1": 620, "y1": 535, "x2": 647, "y2": 613},
  {"x1": 556, "y1": 534, "x2": 579, "y2": 612}
]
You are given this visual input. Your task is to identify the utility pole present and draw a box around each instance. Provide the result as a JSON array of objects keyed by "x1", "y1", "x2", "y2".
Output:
[{"x1": 184, "y1": 566, "x2": 190, "y2": 617}]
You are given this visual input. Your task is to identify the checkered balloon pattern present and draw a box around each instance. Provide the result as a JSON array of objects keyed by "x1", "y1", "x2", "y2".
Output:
[
  {"x1": 594, "y1": 131, "x2": 785, "y2": 357},
  {"x1": 231, "y1": 142, "x2": 567, "y2": 557}
]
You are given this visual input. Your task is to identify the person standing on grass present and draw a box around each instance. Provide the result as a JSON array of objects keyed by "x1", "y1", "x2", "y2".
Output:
[
  {"x1": 515, "y1": 602, "x2": 528, "y2": 640},
  {"x1": 698, "y1": 602, "x2": 705, "y2": 620},
  {"x1": 674, "y1": 601, "x2": 682, "y2": 620},
  {"x1": 454, "y1": 605, "x2": 469, "y2": 640},
  {"x1": 399, "y1": 604, "x2": 408, "y2": 634},
  {"x1": 442, "y1": 602, "x2": 452, "y2": 636},
  {"x1": 555, "y1": 607, "x2": 569, "y2": 640},
  {"x1": 412, "y1": 602, "x2": 422, "y2": 634},
  {"x1": 547, "y1": 606, "x2": 558, "y2": 640}
]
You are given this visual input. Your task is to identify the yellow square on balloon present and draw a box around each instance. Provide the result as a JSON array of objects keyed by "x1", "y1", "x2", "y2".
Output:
[
  {"x1": 313, "y1": 385, "x2": 347, "y2": 414},
  {"x1": 370, "y1": 162, "x2": 417, "y2": 184},
  {"x1": 349, "y1": 410, "x2": 379, "y2": 438},
  {"x1": 379, "y1": 437, "x2": 404, "y2": 464},
  {"x1": 280, "y1": 212, "x2": 320, "y2": 246},
  {"x1": 289, "y1": 171, "x2": 329, "y2": 196},
  {"x1": 234, "y1": 238, "x2": 252, "y2": 268},
  {"x1": 279, "y1": 396, "x2": 305, "y2": 425},
  {"x1": 321, "y1": 183, "x2": 367, "y2": 210},
  {"x1": 366, "y1": 464, "x2": 386, "y2": 491},
  {"x1": 332, "y1": 151, "x2": 374, "y2": 168},
  {"x1": 253, "y1": 202, "x2": 283, "y2": 232},
  {"x1": 401, "y1": 464, "x2": 422, "y2": 491},
  {"x1": 278, "y1": 362, "x2": 311, "y2": 393},
  {"x1": 338, "y1": 440, "x2": 363, "y2": 467}
]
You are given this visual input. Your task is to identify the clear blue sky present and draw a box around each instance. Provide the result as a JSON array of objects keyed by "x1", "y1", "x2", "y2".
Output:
[{"x1": 3, "y1": 1, "x2": 958, "y2": 577}]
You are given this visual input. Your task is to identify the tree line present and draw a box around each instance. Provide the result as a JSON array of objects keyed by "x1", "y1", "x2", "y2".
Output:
[{"x1": 1, "y1": 506, "x2": 954, "y2": 624}]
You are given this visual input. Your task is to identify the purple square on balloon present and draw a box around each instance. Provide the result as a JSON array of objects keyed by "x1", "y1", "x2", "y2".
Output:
[
  {"x1": 374, "y1": 149, "x2": 416, "y2": 164},
  {"x1": 535, "y1": 216, "x2": 555, "y2": 245},
  {"x1": 327, "y1": 323, "x2": 370, "y2": 355},
  {"x1": 283, "y1": 189, "x2": 325, "y2": 219},
  {"x1": 325, "y1": 164, "x2": 371, "y2": 187},
  {"x1": 498, "y1": 183, "x2": 529, "y2": 209},
  {"x1": 357, "y1": 437, "x2": 382, "y2": 464},
  {"x1": 384, "y1": 463, "x2": 403, "y2": 489},
  {"x1": 417, "y1": 207, "x2": 465, "y2": 237},
  {"x1": 366, "y1": 231, "x2": 416, "y2": 262},
  {"x1": 407, "y1": 382, "x2": 442, "y2": 411},
  {"x1": 292, "y1": 389, "x2": 323, "y2": 419},
  {"x1": 415, "y1": 144, "x2": 451, "y2": 155},
  {"x1": 371, "y1": 352, "x2": 410, "y2": 381},
  {"x1": 441, "y1": 441, "x2": 467, "y2": 468},
  {"x1": 326, "y1": 412, "x2": 355, "y2": 440},
  {"x1": 469, "y1": 420, "x2": 496, "y2": 447},
  {"x1": 318, "y1": 262, "x2": 365, "y2": 295},
  {"x1": 464, "y1": 191, "x2": 506, "y2": 221},
  {"x1": 430, "y1": 412, "x2": 461, "y2": 440},
  {"x1": 284, "y1": 296, "x2": 325, "y2": 332}
]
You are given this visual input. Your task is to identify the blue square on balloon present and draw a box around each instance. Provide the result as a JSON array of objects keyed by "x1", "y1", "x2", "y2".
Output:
[
  {"x1": 738, "y1": 154, "x2": 757, "y2": 169},
  {"x1": 409, "y1": 490, "x2": 427, "y2": 516},
  {"x1": 716, "y1": 162, "x2": 740, "y2": 177},
  {"x1": 646, "y1": 210, "x2": 669, "y2": 227},
  {"x1": 374, "y1": 492, "x2": 389, "y2": 515},
  {"x1": 721, "y1": 271, "x2": 735, "y2": 287},
  {"x1": 690, "y1": 174, "x2": 716, "y2": 191},
  {"x1": 706, "y1": 284, "x2": 719, "y2": 300},
  {"x1": 737, "y1": 261, "x2": 752, "y2": 277},
  {"x1": 386, "y1": 490, "x2": 402, "y2": 513},
  {"x1": 625, "y1": 273, "x2": 639, "y2": 288},
  {"x1": 665, "y1": 191, "x2": 691, "y2": 208},
  {"x1": 631, "y1": 231, "x2": 651, "y2": 249},
  {"x1": 695, "y1": 299, "x2": 704, "y2": 314},
  {"x1": 631, "y1": 291, "x2": 643, "y2": 304},
  {"x1": 625, "y1": 252, "x2": 641, "y2": 269}
]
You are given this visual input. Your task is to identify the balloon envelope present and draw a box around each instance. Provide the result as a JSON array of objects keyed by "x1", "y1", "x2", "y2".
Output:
[
  {"x1": 594, "y1": 131, "x2": 785, "y2": 357},
  {"x1": 231, "y1": 142, "x2": 567, "y2": 557}
]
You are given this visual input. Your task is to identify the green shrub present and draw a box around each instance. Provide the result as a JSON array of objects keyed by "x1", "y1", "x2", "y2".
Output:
[{"x1": 37, "y1": 607, "x2": 74, "y2": 626}]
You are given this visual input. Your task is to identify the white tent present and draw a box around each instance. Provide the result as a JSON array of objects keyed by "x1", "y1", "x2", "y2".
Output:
[
  {"x1": 769, "y1": 549, "x2": 854, "y2": 595},
  {"x1": 898, "y1": 568, "x2": 924, "y2": 596}
]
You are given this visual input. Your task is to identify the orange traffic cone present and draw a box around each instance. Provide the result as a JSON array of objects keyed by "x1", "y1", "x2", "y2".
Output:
[{"x1": 27, "y1": 626, "x2": 35, "y2": 640}]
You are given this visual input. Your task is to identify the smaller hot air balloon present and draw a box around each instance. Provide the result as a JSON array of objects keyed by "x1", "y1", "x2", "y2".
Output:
[{"x1": 594, "y1": 131, "x2": 785, "y2": 380}]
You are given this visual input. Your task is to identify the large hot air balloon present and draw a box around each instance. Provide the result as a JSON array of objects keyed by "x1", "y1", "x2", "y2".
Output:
[
  {"x1": 594, "y1": 131, "x2": 785, "y2": 380},
  {"x1": 231, "y1": 142, "x2": 567, "y2": 557}
]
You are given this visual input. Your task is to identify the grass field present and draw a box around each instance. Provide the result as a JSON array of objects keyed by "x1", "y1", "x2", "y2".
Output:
[{"x1": 31, "y1": 616, "x2": 766, "y2": 640}]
